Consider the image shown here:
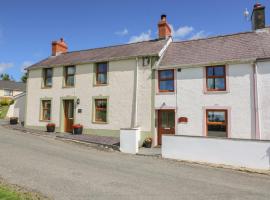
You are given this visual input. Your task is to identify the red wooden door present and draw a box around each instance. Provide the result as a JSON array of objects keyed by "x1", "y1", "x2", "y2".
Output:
[
  {"x1": 158, "y1": 110, "x2": 175, "y2": 145},
  {"x1": 64, "y1": 100, "x2": 74, "y2": 133}
]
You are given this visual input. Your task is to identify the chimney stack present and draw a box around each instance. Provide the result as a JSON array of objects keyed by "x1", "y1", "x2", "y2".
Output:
[
  {"x1": 51, "y1": 38, "x2": 68, "y2": 56},
  {"x1": 158, "y1": 14, "x2": 172, "y2": 39},
  {"x1": 251, "y1": 3, "x2": 266, "y2": 30}
]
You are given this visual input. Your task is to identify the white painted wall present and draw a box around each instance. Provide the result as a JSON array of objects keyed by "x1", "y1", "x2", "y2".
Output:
[
  {"x1": 162, "y1": 135, "x2": 270, "y2": 170},
  {"x1": 26, "y1": 58, "x2": 152, "y2": 134},
  {"x1": 120, "y1": 128, "x2": 140, "y2": 154},
  {"x1": 257, "y1": 61, "x2": 270, "y2": 140},
  {"x1": 155, "y1": 63, "x2": 256, "y2": 139},
  {"x1": 7, "y1": 93, "x2": 26, "y2": 122}
]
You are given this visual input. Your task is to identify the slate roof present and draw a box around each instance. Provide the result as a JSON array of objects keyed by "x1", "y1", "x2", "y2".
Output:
[
  {"x1": 159, "y1": 28, "x2": 270, "y2": 67},
  {"x1": 0, "y1": 80, "x2": 26, "y2": 91},
  {"x1": 27, "y1": 39, "x2": 168, "y2": 70}
]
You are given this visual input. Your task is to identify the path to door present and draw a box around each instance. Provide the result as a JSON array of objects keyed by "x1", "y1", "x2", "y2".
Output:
[{"x1": 0, "y1": 126, "x2": 270, "y2": 200}]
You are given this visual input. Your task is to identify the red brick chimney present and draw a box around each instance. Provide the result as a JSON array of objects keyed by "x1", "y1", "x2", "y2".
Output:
[
  {"x1": 158, "y1": 14, "x2": 172, "y2": 39},
  {"x1": 51, "y1": 38, "x2": 68, "y2": 56}
]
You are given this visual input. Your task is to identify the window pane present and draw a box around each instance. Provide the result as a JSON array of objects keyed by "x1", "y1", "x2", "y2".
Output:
[
  {"x1": 215, "y1": 78, "x2": 225, "y2": 90},
  {"x1": 46, "y1": 68, "x2": 53, "y2": 77},
  {"x1": 214, "y1": 66, "x2": 225, "y2": 76},
  {"x1": 67, "y1": 66, "x2": 75, "y2": 75},
  {"x1": 159, "y1": 70, "x2": 173, "y2": 79},
  {"x1": 208, "y1": 111, "x2": 225, "y2": 122},
  {"x1": 46, "y1": 77, "x2": 52, "y2": 86},
  {"x1": 97, "y1": 73, "x2": 107, "y2": 84},
  {"x1": 207, "y1": 67, "x2": 214, "y2": 76},
  {"x1": 161, "y1": 112, "x2": 168, "y2": 128},
  {"x1": 42, "y1": 100, "x2": 51, "y2": 120},
  {"x1": 95, "y1": 99, "x2": 107, "y2": 122},
  {"x1": 160, "y1": 80, "x2": 174, "y2": 91},
  {"x1": 207, "y1": 78, "x2": 214, "y2": 89},
  {"x1": 96, "y1": 110, "x2": 107, "y2": 122},
  {"x1": 68, "y1": 102, "x2": 74, "y2": 119},
  {"x1": 207, "y1": 111, "x2": 227, "y2": 138},
  {"x1": 97, "y1": 63, "x2": 107, "y2": 73},
  {"x1": 168, "y1": 112, "x2": 175, "y2": 128},
  {"x1": 66, "y1": 76, "x2": 74, "y2": 86}
]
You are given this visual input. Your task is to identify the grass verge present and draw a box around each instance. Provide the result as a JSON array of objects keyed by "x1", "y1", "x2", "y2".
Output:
[{"x1": 0, "y1": 178, "x2": 49, "y2": 200}]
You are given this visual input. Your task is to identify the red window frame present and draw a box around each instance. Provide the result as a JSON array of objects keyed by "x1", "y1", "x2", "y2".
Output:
[
  {"x1": 206, "y1": 109, "x2": 228, "y2": 137},
  {"x1": 95, "y1": 99, "x2": 107, "y2": 123},
  {"x1": 158, "y1": 69, "x2": 175, "y2": 92},
  {"x1": 206, "y1": 66, "x2": 226, "y2": 91}
]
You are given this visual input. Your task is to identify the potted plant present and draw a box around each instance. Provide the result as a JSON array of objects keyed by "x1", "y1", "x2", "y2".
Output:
[
  {"x1": 143, "y1": 137, "x2": 152, "y2": 148},
  {"x1": 72, "y1": 124, "x2": 83, "y2": 135},
  {"x1": 46, "y1": 123, "x2": 55, "y2": 132},
  {"x1": 10, "y1": 117, "x2": 18, "y2": 125}
]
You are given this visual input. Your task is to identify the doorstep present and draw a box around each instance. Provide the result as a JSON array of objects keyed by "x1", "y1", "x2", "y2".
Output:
[{"x1": 137, "y1": 147, "x2": 161, "y2": 157}]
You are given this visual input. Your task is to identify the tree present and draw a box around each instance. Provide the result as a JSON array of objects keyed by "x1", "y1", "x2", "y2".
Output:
[
  {"x1": 0, "y1": 73, "x2": 11, "y2": 81},
  {"x1": 21, "y1": 73, "x2": 27, "y2": 83}
]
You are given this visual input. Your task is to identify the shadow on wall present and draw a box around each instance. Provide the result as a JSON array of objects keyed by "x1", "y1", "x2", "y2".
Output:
[{"x1": 266, "y1": 147, "x2": 270, "y2": 169}]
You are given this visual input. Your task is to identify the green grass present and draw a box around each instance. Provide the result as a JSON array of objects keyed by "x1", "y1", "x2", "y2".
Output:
[
  {"x1": 0, "y1": 185, "x2": 28, "y2": 200},
  {"x1": 0, "y1": 106, "x2": 9, "y2": 119},
  {"x1": 0, "y1": 184, "x2": 48, "y2": 200}
]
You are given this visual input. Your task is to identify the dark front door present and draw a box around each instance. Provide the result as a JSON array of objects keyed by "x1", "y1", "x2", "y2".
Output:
[
  {"x1": 158, "y1": 110, "x2": 175, "y2": 145},
  {"x1": 64, "y1": 100, "x2": 74, "y2": 133}
]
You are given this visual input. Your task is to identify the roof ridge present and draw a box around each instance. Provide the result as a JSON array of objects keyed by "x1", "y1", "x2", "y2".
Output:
[
  {"x1": 172, "y1": 29, "x2": 269, "y2": 44},
  {"x1": 63, "y1": 38, "x2": 167, "y2": 54}
]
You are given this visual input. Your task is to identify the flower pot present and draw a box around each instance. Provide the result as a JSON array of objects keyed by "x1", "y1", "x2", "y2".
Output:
[
  {"x1": 10, "y1": 117, "x2": 18, "y2": 125},
  {"x1": 73, "y1": 127, "x2": 83, "y2": 135},
  {"x1": 46, "y1": 125, "x2": 55, "y2": 132},
  {"x1": 144, "y1": 141, "x2": 152, "y2": 148}
]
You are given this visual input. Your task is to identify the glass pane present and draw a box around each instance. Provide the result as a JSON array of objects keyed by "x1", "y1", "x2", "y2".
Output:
[
  {"x1": 214, "y1": 66, "x2": 225, "y2": 76},
  {"x1": 68, "y1": 102, "x2": 74, "y2": 119},
  {"x1": 160, "y1": 80, "x2": 174, "y2": 91},
  {"x1": 46, "y1": 77, "x2": 52, "y2": 86},
  {"x1": 96, "y1": 110, "x2": 107, "y2": 122},
  {"x1": 67, "y1": 66, "x2": 75, "y2": 75},
  {"x1": 66, "y1": 76, "x2": 74, "y2": 86},
  {"x1": 207, "y1": 125, "x2": 227, "y2": 137},
  {"x1": 207, "y1": 67, "x2": 214, "y2": 76},
  {"x1": 97, "y1": 63, "x2": 107, "y2": 73},
  {"x1": 159, "y1": 70, "x2": 173, "y2": 79},
  {"x1": 46, "y1": 68, "x2": 53, "y2": 77},
  {"x1": 96, "y1": 100, "x2": 107, "y2": 109},
  {"x1": 168, "y1": 112, "x2": 175, "y2": 128},
  {"x1": 207, "y1": 78, "x2": 214, "y2": 89},
  {"x1": 161, "y1": 112, "x2": 167, "y2": 128},
  {"x1": 208, "y1": 111, "x2": 225, "y2": 122},
  {"x1": 42, "y1": 101, "x2": 51, "y2": 120},
  {"x1": 97, "y1": 73, "x2": 107, "y2": 84},
  {"x1": 215, "y1": 78, "x2": 225, "y2": 90}
]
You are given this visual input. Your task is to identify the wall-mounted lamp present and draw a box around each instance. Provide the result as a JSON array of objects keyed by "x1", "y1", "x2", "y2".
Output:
[{"x1": 76, "y1": 98, "x2": 80, "y2": 105}]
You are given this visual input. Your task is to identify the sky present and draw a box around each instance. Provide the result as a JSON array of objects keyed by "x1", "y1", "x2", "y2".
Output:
[{"x1": 0, "y1": 0, "x2": 269, "y2": 81}]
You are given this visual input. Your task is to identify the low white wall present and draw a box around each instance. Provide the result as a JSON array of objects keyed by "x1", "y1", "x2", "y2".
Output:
[
  {"x1": 162, "y1": 135, "x2": 270, "y2": 170},
  {"x1": 6, "y1": 93, "x2": 26, "y2": 122},
  {"x1": 120, "y1": 128, "x2": 141, "y2": 154}
]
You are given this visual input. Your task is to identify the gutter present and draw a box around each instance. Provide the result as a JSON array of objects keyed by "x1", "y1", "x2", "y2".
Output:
[{"x1": 253, "y1": 62, "x2": 260, "y2": 140}]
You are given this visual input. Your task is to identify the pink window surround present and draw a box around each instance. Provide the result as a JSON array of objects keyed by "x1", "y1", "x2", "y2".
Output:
[
  {"x1": 202, "y1": 106, "x2": 231, "y2": 138},
  {"x1": 203, "y1": 65, "x2": 230, "y2": 94}
]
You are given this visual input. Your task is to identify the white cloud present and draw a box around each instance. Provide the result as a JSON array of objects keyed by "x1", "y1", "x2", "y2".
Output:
[
  {"x1": 115, "y1": 28, "x2": 129, "y2": 36},
  {"x1": 189, "y1": 31, "x2": 208, "y2": 40},
  {"x1": 129, "y1": 30, "x2": 152, "y2": 43},
  {"x1": 0, "y1": 62, "x2": 13, "y2": 73},
  {"x1": 170, "y1": 25, "x2": 194, "y2": 39},
  {"x1": 21, "y1": 61, "x2": 32, "y2": 73}
]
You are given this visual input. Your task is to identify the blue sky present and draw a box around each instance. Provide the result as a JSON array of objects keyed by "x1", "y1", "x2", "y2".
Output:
[{"x1": 0, "y1": 0, "x2": 269, "y2": 81}]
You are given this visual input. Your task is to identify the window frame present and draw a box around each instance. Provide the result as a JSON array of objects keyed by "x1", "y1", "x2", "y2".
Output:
[
  {"x1": 206, "y1": 65, "x2": 226, "y2": 91},
  {"x1": 206, "y1": 109, "x2": 228, "y2": 138},
  {"x1": 43, "y1": 68, "x2": 53, "y2": 88},
  {"x1": 95, "y1": 62, "x2": 108, "y2": 85},
  {"x1": 158, "y1": 69, "x2": 175, "y2": 93},
  {"x1": 93, "y1": 98, "x2": 108, "y2": 123},
  {"x1": 4, "y1": 89, "x2": 13, "y2": 96},
  {"x1": 40, "y1": 99, "x2": 52, "y2": 121},
  {"x1": 64, "y1": 66, "x2": 75, "y2": 87}
]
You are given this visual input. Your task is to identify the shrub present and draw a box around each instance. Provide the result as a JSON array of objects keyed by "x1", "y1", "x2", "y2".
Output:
[{"x1": 0, "y1": 97, "x2": 14, "y2": 106}]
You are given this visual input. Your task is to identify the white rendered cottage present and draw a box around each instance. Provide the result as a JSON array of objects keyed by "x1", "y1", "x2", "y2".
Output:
[{"x1": 26, "y1": 3, "x2": 270, "y2": 149}]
